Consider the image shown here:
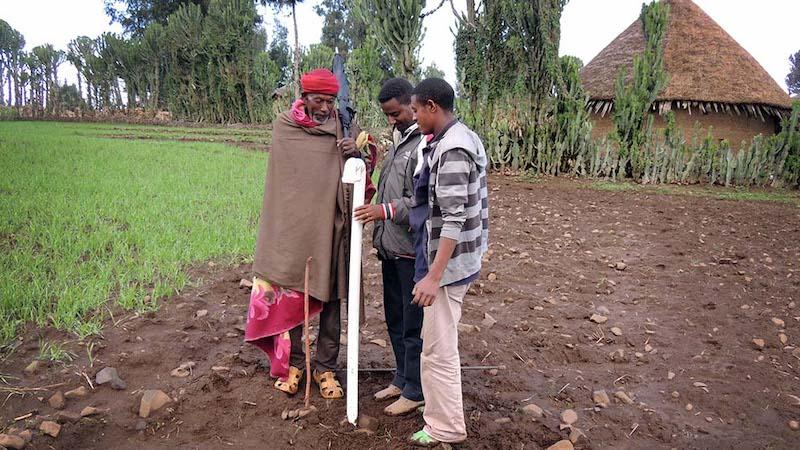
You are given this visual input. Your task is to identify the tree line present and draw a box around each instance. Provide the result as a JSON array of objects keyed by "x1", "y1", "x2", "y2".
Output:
[{"x1": 0, "y1": 0, "x2": 446, "y2": 126}]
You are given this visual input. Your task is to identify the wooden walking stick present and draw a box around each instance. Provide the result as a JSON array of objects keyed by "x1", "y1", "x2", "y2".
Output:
[{"x1": 303, "y1": 256, "x2": 312, "y2": 409}]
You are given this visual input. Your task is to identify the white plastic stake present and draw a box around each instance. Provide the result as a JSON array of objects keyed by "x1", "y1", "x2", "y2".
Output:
[{"x1": 341, "y1": 158, "x2": 365, "y2": 426}]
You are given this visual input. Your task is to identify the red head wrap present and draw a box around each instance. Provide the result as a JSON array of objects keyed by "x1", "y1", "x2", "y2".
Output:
[{"x1": 300, "y1": 68, "x2": 340, "y2": 96}]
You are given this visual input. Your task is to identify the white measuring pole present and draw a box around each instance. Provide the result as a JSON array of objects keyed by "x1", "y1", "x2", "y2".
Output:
[{"x1": 341, "y1": 157, "x2": 365, "y2": 426}]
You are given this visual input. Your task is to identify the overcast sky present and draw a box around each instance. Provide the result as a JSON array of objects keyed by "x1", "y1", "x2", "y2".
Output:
[{"x1": 3, "y1": 0, "x2": 798, "y2": 93}]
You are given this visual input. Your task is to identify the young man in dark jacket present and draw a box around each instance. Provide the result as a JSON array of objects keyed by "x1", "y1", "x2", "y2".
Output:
[{"x1": 355, "y1": 78, "x2": 427, "y2": 416}]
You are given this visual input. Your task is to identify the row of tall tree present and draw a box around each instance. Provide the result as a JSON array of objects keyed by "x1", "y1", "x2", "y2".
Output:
[{"x1": 0, "y1": 0, "x2": 447, "y2": 125}]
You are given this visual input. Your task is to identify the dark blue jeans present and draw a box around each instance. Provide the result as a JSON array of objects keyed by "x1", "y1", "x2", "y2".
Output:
[{"x1": 381, "y1": 258, "x2": 424, "y2": 401}]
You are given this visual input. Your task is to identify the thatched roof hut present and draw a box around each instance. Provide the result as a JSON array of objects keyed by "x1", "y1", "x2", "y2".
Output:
[{"x1": 580, "y1": 0, "x2": 793, "y2": 145}]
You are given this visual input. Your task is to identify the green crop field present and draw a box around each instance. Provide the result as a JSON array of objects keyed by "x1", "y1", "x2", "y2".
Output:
[{"x1": 0, "y1": 121, "x2": 269, "y2": 343}]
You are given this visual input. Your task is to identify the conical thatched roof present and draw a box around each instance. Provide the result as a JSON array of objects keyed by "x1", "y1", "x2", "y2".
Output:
[{"x1": 581, "y1": 0, "x2": 793, "y2": 117}]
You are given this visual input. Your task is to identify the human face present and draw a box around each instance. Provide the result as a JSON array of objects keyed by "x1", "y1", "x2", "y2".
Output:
[
  {"x1": 410, "y1": 95, "x2": 437, "y2": 135},
  {"x1": 303, "y1": 93, "x2": 336, "y2": 124},
  {"x1": 380, "y1": 98, "x2": 415, "y2": 132}
]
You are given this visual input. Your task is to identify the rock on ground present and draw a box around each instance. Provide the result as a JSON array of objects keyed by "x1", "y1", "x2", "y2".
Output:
[
  {"x1": 39, "y1": 421, "x2": 61, "y2": 438},
  {"x1": 139, "y1": 390, "x2": 171, "y2": 418},
  {"x1": 357, "y1": 414, "x2": 380, "y2": 434},
  {"x1": 593, "y1": 389, "x2": 610, "y2": 408},
  {"x1": 48, "y1": 391, "x2": 65, "y2": 410},
  {"x1": 23, "y1": 360, "x2": 41, "y2": 376},
  {"x1": 560, "y1": 409, "x2": 578, "y2": 425},
  {"x1": 521, "y1": 403, "x2": 544, "y2": 418},
  {"x1": 0, "y1": 434, "x2": 27, "y2": 449},
  {"x1": 64, "y1": 386, "x2": 88, "y2": 399},
  {"x1": 546, "y1": 440, "x2": 574, "y2": 450},
  {"x1": 95, "y1": 367, "x2": 127, "y2": 390}
]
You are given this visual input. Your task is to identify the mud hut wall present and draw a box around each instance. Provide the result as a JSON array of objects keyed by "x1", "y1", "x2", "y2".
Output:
[{"x1": 589, "y1": 108, "x2": 779, "y2": 148}]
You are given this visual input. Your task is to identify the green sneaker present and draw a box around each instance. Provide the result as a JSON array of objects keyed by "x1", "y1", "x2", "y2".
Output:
[{"x1": 409, "y1": 429, "x2": 440, "y2": 447}]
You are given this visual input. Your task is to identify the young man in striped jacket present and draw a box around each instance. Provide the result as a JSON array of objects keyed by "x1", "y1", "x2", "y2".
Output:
[
  {"x1": 407, "y1": 78, "x2": 489, "y2": 447},
  {"x1": 355, "y1": 78, "x2": 426, "y2": 416}
]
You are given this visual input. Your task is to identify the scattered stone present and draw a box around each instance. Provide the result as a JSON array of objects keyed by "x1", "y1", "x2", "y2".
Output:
[
  {"x1": 671, "y1": 391, "x2": 680, "y2": 398},
  {"x1": 282, "y1": 405, "x2": 317, "y2": 420},
  {"x1": 356, "y1": 414, "x2": 379, "y2": 434},
  {"x1": 23, "y1": 360, "x2": 41, "y2": 376},
  {"x1": 138, "y1": 390, "x2": 171, "y2": 418},
  {"x1": 96, "y1": 367, "x2": 126, "y2": 390},
  {"x1": 793, "y1": 348, "x2": 800, "y2": 359},
  {"x1": 211, "y1": 366, "x2": 230, "y2": 373},
  {"x1": 596, "y1": 306, "x2": 610, "y2": 315},
  {"x1": 789, "y1": 420, "x2": 799, "y2": 431},
  {"x1": 80, "y1": 406, "x2": 102, "y2": 417},
  {"x1": 239, "y1": 278, "x2": 253, "y2": 289},
  {"x1": 614, "y1": 262, "x2": 627, "y2": 271},
  {"x1": 645, "y1": 344, "x2": 654, "y2": 353},
  {"x1": 369, "y1": 339, "x2": 387, "y2": 348},
  {"x1": 668, "y1": 371, "x2": 676, "y2": 380},
  {"x1": 458, "y1": 323, "x2": 478, "y2": 334},
  {"x1": 752, "y1": 339, "x2": 766, "y2": 349},
  {"x1": 560, "y1": 409, "x2": 578, "y2": 425},
  {"x1": 772, "y1": 318, "x2": 786, "y2": 327},
  {"x1": 546, "y1": 440, "x2": 574, "y2": 450},
  {"x1": 39, "y1": 421, "x2": 61, "y2": 438},
  {"x1": 522, "y1": 404, "x2": 544, "y2": 418},
  {"x1": 55, "y1": 411, "x2": 81, "y2": 423},
  {"x1": 610, "y1": 327, "x2": 622, "y2": 336},
  {"x1": 0, "y1": 434, "x2": 26, "y2": 449},
  {"x1": 481, "y1": 313, "x2": 497, "y2": 329},
  {"x1": 568, "y1": 427, "x2": 585, "y2": 444},
  {"x1": 592, "y1": 390, "x2": 610, "y2": 408},
  {"x1": 487, "y1": 272, "x2": 498, "y2": 282},
  {"x1": 170, "y1": 362, "x2": 196, "y2": 378},
  {"x1": 494, "y1": 417, "x2": 511, "y2": 424},
  {"x1": 779, "y1": 333, "x2": 788, "y2": 345},
  {"x1": 64, "y1": 386, "x2": 88, "y2": 399},
  {"x1": 589, "y1": 314, "x2": 608, "y2": 324},
  {"x1": 195, "y1": 309, "x2": 208, "y2": 319},
  {"x1": 48, "y1": 391, "x2": 66, "y2": 410},
  {"x1": 488, "y1": 368, "x2": 499, "y2": 376},
  {"x1": 705, "y1": 417, "x2": 713, "y2": 423},
  {"x1": 296, "y1": 405, "x2": 317, "y2": 419},
  {"x1": 615, "y1": 391, "x2": 634, "y2": 405},
  {"x1": 18, "y1": 430, "x2": 32, "y2": 443},
  {"x1": 686, "y1": 403, "x2": 694, "y2": 411}
]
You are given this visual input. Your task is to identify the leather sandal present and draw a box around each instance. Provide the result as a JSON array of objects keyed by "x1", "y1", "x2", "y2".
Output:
[
  {"x1": 274, "y1": 366, "x2": 303, "y2": 395},
  {"x1": 313, "y1": 370, "x2": 344, "y2": 399}
]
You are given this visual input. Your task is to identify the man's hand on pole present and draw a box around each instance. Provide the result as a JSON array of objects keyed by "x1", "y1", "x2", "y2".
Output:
[
  {"x1": 354, "y1": 204, "x2": 386, "y2": 224},
  {"x1": 337, "y1": 138, "x2": 358, "y2": 157}
]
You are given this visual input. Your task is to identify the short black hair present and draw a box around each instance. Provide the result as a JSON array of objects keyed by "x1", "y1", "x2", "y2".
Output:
[
  {"x1": 412, "y1": 78, "x2": 455, "y2": 112},
  {"x1": 378, "y1": 78, "x2": 413, "y2": 104}
]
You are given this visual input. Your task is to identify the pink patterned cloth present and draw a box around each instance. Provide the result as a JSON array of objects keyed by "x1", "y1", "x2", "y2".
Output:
[
  {"x1": 244, "y1": 278, "x2": 322, "y2": 380},
  {"x1": 290, "y1": 99, "x2": 319, "y2": 128}
]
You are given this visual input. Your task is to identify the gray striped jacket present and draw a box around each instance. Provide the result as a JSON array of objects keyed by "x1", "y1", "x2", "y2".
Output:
[{"x1": 426, "y1": 121, "x2": 489, "y2": 286}]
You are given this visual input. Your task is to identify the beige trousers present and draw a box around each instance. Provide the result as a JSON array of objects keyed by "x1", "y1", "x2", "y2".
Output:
[{"x1": 421, "y1": 283, "x2": 470, "y2": 443}]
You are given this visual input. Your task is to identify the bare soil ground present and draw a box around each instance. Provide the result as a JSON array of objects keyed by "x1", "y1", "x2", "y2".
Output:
[{"x1": 2, "y1": 176, "x2": 800, "y2": 449}]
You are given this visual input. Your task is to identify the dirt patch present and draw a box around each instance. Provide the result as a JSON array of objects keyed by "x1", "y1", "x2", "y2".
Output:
[{"x1": 1, "y1": 176, "x2": 799, "y2": 449}]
